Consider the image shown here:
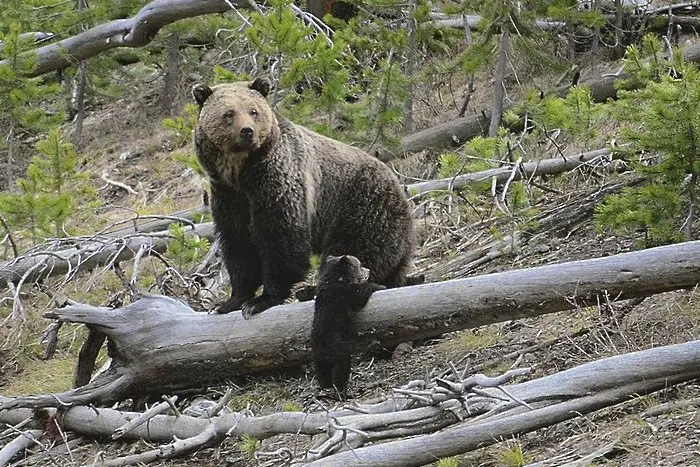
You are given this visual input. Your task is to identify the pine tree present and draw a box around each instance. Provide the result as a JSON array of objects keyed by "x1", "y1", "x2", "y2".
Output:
[
  {"x1": 0, "y1": 23, "x2": 62, "y2": 189},
  {"x1": 0, "y1": 129, "x2": 96, "y2": 244},
  {"x1": 595, "y1": 37, "x2": 700, "y2": 246}
]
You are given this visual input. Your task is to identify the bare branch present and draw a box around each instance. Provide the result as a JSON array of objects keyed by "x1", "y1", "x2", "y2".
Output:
[{"x1": 1, "y1": 0, "x2": 248, "y2": 77}]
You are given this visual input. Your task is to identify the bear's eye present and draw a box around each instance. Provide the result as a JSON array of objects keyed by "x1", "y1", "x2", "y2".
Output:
[
  {"x1": 223, "y1": 110, "x2": 235, "y2": 120},
  {"x1": 250, "y1": 109, "x2": 258, "y2": 117}
]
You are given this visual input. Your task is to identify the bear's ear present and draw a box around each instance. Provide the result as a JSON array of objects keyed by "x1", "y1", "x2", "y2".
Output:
[
  {"x1": 250, "y1": 77, "x2": 272, "y2": 97},
  {"x1": 192, "y1": 84, "x2": 213, "y2": 107}
]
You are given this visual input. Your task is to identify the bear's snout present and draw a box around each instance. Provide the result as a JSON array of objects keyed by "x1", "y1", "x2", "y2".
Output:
[{"x1": 240, "y1": 127, "x2": 255, "y2": 142}]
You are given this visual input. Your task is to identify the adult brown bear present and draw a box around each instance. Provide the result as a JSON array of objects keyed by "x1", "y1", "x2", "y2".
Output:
[{"x1": 192, "y1": 78, "x2": 415, "y2": 318}]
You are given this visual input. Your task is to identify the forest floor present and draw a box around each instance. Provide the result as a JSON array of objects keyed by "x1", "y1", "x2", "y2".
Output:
[{"x1": 1, "y1": 36, "x2": 700, "y2": 467}]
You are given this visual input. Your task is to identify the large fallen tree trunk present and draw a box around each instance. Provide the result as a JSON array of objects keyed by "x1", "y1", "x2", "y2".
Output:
[
  {"x1": 305, "y1": 339, "x2": 700, "y2": 466},
  {"x1": 0, "y1": 340, "x2": 697, "y2": 466},
  {"x1": 1, "y1": 240, "x2": 699, "y2": 410},
  {"x1": 104, "y1": 205, "x2": 209, "y2": 237}
]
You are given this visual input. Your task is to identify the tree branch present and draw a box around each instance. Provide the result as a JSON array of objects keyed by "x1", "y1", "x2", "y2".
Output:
[{"x1": 1, "y1": 0, "x2": 246, "y2": 77}]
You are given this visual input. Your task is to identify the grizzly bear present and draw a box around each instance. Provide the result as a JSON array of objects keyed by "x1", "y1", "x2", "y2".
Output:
[
  {"x1": 311, "y1": 255, "x2": 384, "y2": 396},
  {"x1": 192, "y1": 78, "x2": 415, "y2": 318}
]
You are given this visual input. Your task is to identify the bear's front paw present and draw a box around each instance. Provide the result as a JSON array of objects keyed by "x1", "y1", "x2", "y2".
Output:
[
  {"x1": 215, "y1": 296, "x2": 248, "y2": 314},
  {"x1": 241, "y1": 295, "x2": 284, "y2": 319}
]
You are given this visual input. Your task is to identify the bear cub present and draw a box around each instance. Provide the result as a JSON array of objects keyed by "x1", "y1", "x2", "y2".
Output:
[{"x1": 311, "y1": 255, "x2": 385, "y2": 396}]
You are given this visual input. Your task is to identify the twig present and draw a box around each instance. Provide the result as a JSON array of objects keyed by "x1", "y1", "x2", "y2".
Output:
[
  {"x1": 96, "y1": 423, "x2": 218, "y2": 466},
  {"x1": 129, "y1": 243, "x2": 149, "y2": 291},
  {"x1": 112, "y1": 396, "x2": 179, "y2": 440},
  {"x1": 100, "y1": 171, "x2": 138, "y2": 195},
  {"x1": 0, "y1": 214, "x2": 18, "y2": 259},
  {"x1": 39, "y1": 321, "x2": 63, "y2": 360}
]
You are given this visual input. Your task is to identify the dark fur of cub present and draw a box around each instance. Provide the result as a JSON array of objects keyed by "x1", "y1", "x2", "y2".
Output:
[{"x1": 311, "y1": 255, "x2": 384, "y2": 396}]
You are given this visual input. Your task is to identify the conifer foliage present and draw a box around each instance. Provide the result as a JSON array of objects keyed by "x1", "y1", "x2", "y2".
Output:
[
  {"x1": 595, "y1": 37, "x2": 700, "y2": 246},
  {"x1": 0, "y1": 129, "x2": 96, "y2": 244}
]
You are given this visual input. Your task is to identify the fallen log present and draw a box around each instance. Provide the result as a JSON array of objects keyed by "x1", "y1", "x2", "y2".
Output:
[
  {"x1": 0, "y1": 223, "x2": 216, "y2": 290},
  {"x1": 1, "y1": 240, "x2": 699, "y2": 409},
  {"x1": 1, "y1": 0, "x2": 245, "y2": 78},
  {"x1": 103, "y1": 205, "x2": 209, "y2": 237},
  {"x1": 405, "y1": 148, "x2": 611, "y2": 194},
  {"x1": 308, "y1": 339, "x2": 700, "y2": 466}
]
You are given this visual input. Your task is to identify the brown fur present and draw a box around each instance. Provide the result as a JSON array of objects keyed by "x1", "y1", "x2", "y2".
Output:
[{"x1": 193, "y1": 78, "x2": 416, "y2": 317}]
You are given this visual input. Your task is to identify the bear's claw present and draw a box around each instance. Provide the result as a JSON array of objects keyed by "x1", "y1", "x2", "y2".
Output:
[
  {"x1": 241, "y1": 295, "x2": 284, "y2": 319},
  {"x1": 214, "y1": 296, "x2": 248, "y2": 314}
]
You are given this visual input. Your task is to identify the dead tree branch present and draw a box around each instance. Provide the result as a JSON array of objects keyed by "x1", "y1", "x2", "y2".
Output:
[
  {"x1": 406, "y1": 148, "x2": 612, "y2": 195},
  {"x1": 0, "y1": 0, "x2": 247, "y2": 77},
  {"x1": 0, "y1": 223, "x2": 216, "y2": 291}
]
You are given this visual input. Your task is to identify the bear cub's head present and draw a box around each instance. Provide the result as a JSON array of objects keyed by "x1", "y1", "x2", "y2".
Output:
[
  {"x1": 317, "y1": 255, "x2": 370, "y2": 286},
  {"x1": 192, "y1": 78, "x2": 276, "y2": 154}
]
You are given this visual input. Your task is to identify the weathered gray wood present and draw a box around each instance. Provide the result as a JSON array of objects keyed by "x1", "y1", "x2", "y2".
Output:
[
  {"x1": 0, "y1": 0, "x2": 245, "y2": 78},
  {"x1": 0, "y1": 223, "x2": 216, "y2": 289},
  {"x1": 104, "y1": 205, "x2": 209, "y2": 237},
  {"x1": 1, "y1": 240, "x2": 699, "y2": 409},
  {"x1": 406, "y1": 148, "x2": 611, "y2": 194},
  {"x1": 308, "y1": 340, "x2": 700, "y2": 466}
]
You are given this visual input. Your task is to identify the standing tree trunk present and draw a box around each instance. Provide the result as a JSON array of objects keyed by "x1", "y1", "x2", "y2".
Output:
[
  {"x1": 489, "y1": 25, "x2": 509, "y2": 137},
  {"x1": 403, "y1": 0, "x2": 416, "y2": 134},
  {"x1": 614, "y1": 0, "x2": 625, "y2": 59},
  {"x1": 161, "y1": 33, "x2": 180, "y2": 116},
  {"x1": 306, "y1": 0, "x2": 330, "y2": 19},
  {"x1": 73, "y1": 63, "x2": 87, "y2": 148},
  {"x1": 72, "y1": 0, "x2": 88, "y2": 148},
  {"x1": 6, "y1": 125, "x2": 15, "y2": 190},
  {"x1": 458, "y1": 14, "x2": 476, "y2": 117}
]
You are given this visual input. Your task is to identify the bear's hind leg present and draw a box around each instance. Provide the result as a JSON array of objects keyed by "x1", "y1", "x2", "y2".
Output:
[
  {"x1": 331, "y1": 356, "x2": 351, "y2": 396},
  {"x1": 315, "y1": 360, "x2": 334, "y2": 389}
]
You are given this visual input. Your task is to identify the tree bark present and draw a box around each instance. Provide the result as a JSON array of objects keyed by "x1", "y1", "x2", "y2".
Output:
[
  {"x1": 0, "y1": 0, "x2": 245, "y2": 78},
  {"x1": 71, "y1": 0, "x2": 88, "y2": 148},
  {"x1": 403, "y1": 0, "x2": 416, "y2": 135},
  {"x1": 429, "y1": 15, "x2": 565, "y2": 31},
  {"x1": 489, "y1": 26, "x2": 509, "y2": 137},
  {"x1": 160, "y1": 33, "x2": 180, "y2": 116},
  {"x1": 306, "y1": 0, "x2": 330, "y2": 19},
  {"x1": 2, "y1": 240, "x2": 700, "y2": 409},
  {"x1": 406, "y1": 148, "x2": 612, "y2": 194},
  {"x1": 0, "y1": 222, "x2": 215, "y2": 289}
]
